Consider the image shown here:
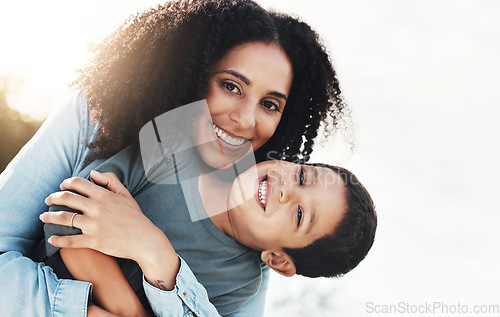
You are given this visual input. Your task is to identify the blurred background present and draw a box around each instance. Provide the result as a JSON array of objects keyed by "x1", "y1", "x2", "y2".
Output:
[{"x1": 1, "y1": 0, "x2": 499, "y2": 316}]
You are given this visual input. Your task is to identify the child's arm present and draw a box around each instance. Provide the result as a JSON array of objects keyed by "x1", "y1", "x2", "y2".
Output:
[{"x1": 60, "y1": 248, "x2": 150, "y2": 317}]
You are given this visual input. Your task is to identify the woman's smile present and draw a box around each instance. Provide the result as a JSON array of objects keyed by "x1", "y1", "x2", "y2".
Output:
[{"x1": 211, "y1": 122, "x2": 249, "y2": 148}]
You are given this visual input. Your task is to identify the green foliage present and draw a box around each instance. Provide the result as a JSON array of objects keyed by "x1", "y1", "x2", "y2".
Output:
[{"x1": 0, "y1": 77, "x2": 44, "y2": 172}]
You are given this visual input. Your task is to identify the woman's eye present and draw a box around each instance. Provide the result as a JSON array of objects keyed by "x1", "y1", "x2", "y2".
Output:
[
  {"x1": 297, "y1": 207, "x2": 303, "y2": 227},
  {"x1": 261, "y1": 100, "x2": 280, "y2": 112},
  {"x1": 299, "y1": 167, "x2": 305, "y2": 186},
  {"x1": 223, "y1": 82, "x2": 240, "y2": 94}
]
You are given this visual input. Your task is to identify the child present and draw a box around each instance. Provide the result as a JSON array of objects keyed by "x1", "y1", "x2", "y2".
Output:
[{"x1": 41, "y1": 144, "x2": 377, "y2": 316}]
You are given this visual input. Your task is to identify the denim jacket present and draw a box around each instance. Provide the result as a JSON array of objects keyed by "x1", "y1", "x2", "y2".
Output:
[{"x1": 0, "y1": 91, "x2": 269, "y2": 317}]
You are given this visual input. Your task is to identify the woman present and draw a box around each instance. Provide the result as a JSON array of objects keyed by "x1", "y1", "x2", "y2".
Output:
[{"x1": 0, "y1": 0, "x2": 347, "y2": 316}]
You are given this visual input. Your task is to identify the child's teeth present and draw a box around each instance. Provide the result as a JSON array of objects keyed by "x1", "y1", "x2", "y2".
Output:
[{"x1": 259, "y1": 179, "x2": 268, "y2": 207}]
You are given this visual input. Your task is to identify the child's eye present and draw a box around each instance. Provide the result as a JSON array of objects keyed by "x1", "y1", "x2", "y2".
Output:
[
  {"x1": 297, "y1": 206, "x2": 303, "y2": 227},
  {"x1": 222, "y1": 82, "x2": 241, "y2": 95},
  {"x1": 261, "y1": 100, "x2": 280, "y2": 112},
  {"x1": 299, "y1": 167, "x2": 305, "y2": 186}
]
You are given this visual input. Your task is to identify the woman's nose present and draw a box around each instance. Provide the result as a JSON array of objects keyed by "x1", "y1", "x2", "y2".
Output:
[{"x1": 229, "y1": 100, "x2": 256, "y2": 130}]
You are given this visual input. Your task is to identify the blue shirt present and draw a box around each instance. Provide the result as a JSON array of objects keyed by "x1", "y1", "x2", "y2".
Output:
[{"x1": 0, "y1": 91, "x2": 269, "y2": 317}]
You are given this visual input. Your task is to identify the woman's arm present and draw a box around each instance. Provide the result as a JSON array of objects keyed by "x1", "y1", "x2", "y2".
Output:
[
  {"x1": 45, "y1": 151, "x2": 151, "y2": 316},
  {"x1": 0, "y1": 91, "x2": 94, "y2": 316},
  {"x1": 43, "y1": 171, "x2": 182, "y2": 290},
  {"x1": 41, "y1": 171, "x2": 223, "y2": 316}
]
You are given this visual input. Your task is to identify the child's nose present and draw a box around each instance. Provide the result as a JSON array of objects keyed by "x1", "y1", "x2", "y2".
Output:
[{"x1": 278, "y1": 180, "x2": 297, "y2": 204}]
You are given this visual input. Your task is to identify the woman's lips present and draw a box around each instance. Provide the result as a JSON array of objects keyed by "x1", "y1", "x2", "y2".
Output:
[{"x1": 211, "y1": 122, "x2": 249, "y2": 150}]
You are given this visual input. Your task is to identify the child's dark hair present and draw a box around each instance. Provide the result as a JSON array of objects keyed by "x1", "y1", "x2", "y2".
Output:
[
  {"x1": 283, "y1": 164, "x2": 377, "y2": 278},
  {"x1": 73, "y1": 0, "x2": 347, "y2": 164}
]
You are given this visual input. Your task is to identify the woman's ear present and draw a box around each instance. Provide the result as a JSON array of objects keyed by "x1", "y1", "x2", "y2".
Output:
[{"x1": 261, "y1": 250, "x2": 296, "y2": 277}]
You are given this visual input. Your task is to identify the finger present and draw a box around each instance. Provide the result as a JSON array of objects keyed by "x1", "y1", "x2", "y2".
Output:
[
  {"x1": 40, "y1": 211, "x2": 89, "y2": 230},
  {"x1": 48, "y1": 234, "x2": 88, "y2": 249},
  {"x1": 60, "y1": 177, "x2": 107, "y2": 198},
  {"x1": 45, "y1": 191, "x2": 91, "y2": 212},
  {"x1": 90, "y1": 170, "x2": 132, "y2": 197}
]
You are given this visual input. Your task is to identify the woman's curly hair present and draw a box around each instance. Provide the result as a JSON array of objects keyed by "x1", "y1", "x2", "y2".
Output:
[{"x1": 73, "y1": 0, "x2": 347, "y2": 163}]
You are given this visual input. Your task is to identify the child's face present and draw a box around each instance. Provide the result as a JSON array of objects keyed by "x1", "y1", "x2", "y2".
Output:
[{"x1": 228, "y1": 161, "x2": 347, "y2": 252}]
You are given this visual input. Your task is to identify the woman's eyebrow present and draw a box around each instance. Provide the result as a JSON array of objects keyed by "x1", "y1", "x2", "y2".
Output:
[
  {"x1": 268, "y1": 91, "x2": 287, "y2": 102},
  {"x1": 214, "y1": 70, "x2": 250, "y2": 85}
]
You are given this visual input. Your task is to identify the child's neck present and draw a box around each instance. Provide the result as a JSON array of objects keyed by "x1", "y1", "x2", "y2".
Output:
[{"x1": 197, "y1": 165, "x2": 236, "y2": 239}]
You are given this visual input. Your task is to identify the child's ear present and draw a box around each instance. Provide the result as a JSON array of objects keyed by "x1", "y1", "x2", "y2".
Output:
[{"x1": 261, "y1": 250, "x2": 296, "y2": 277}]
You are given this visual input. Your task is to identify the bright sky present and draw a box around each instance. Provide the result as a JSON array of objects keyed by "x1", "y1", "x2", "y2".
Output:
[
  {"x1": 0, "y1": 0, "x2": 158, "y2": 119},
  {"x1": 0, "y1": 0, "x2": 333, "y2": 120},
  {"x1": 1, "y1": 1, "x2": 500, "y2": 316}
]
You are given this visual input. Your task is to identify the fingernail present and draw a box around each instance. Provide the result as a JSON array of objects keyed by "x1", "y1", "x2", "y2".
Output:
[
  {"x1": 91, "y1": 170, "x2": 101, "y2": 174},
  {"x1": 39, "y1": 213, "x2": 45, "y2": 221},
  {"x1": 48, "y1": 237, "x2": 53, "y2": 244}
]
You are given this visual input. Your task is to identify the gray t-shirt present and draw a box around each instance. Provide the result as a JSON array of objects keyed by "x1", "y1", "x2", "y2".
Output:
[{"x1": 44, "y1": 146, "x2": 262, "y2": 316}]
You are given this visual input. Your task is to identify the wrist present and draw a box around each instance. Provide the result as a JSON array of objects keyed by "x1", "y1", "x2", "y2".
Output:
[
  {"x1": 134, "y1": 232, "x2": 174, "y2": 266},
  {"x1": 136, "y1": 237, "x2": 180, "y2": 291}
]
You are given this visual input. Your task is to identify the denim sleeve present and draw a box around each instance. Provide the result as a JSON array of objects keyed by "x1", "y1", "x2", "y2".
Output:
[
  {"x1": 0, "y1": 91, "x2": 94, "y2": 316},
  {"x1": 143, "y1": 257, "x2": 268, "y2": 317}
]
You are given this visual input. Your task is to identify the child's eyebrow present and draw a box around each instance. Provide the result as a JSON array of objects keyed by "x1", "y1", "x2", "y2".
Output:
[
  {"x1": 306, "y1": 207, "x2": 316, "y2": 235},
  {"x1": 305, "y1": 167, "x2": 318, "y2": 235}
]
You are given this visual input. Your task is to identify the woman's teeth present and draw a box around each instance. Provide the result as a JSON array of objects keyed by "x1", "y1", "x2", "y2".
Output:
[
  {"x1": 259, "y1": 179, "x2": 268, "y2": 208},
  {"x1": 212, "y1": 123, "x2": 247, "y2": 146}
]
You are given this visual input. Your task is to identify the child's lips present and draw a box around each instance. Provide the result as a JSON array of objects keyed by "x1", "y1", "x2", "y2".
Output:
[{"x1": 256, "y1": 175, "x2": 268, "y2": 211}]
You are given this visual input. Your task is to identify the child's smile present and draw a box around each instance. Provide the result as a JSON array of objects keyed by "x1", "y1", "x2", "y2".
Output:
[{"x1": 226, "y1": 160, "x2": 348, "y2": 253}]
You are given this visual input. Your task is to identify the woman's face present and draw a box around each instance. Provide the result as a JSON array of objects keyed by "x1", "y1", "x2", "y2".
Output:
[{"x1": 196, "y1": 41, "x2": 293, "y2": 169}]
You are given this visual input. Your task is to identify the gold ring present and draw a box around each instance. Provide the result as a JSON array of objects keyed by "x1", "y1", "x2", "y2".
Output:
[{"x1": 70, "y1": 213, "x2": 77, "y2": 228}]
